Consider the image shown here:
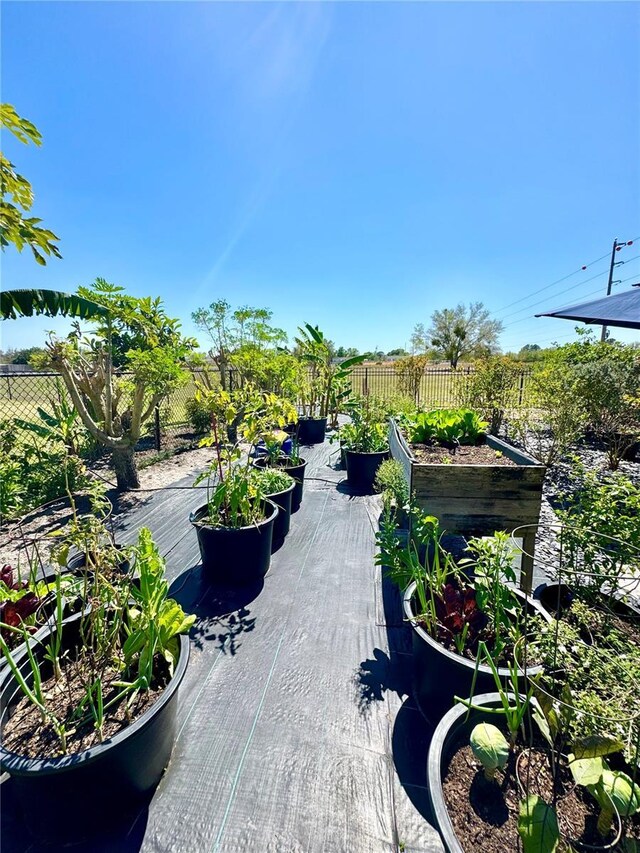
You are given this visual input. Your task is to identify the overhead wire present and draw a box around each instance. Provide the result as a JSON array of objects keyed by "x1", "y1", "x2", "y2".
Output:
[
  {"x1": 492, "y1": 238, "x2": 639, "y2": 318},
  {"x1": 499, "y1": 256, "x2": 640, "y2": 331}
]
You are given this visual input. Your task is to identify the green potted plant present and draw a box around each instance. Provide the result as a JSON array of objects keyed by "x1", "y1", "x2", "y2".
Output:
[
  {"x1": 428, "y1": 616, "x2": 640, "y2": 851},
  {"x1": 248, "y1": 467, "x2": 295, "y2": 549},
  {"x1": 294, "y1": 323, "x2": 365, "y2": 444},
  {"x1": 189, "y1": 389, "x2": 293, "y2": 583},
  {"x1": 335, "y1": 396, "x2": 389, "y2": 493},
  {"x1": 0, "y1": 526, "x2": 194, "y2": 842},
  {"x1": 377, "y1": 510, "x2": 550, "y2": 716}
]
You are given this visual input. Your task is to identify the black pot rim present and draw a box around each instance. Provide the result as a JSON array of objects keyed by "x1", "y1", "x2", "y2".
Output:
[
  {"x1": 0, "y1": 629, "x2": 190, "y2": 776},
  {"x1": 298, "y1": 415, "x2": 327, "y2": 423},
  {"x1": 427, "y1": 691, "x2": 517, "y2": 853},
  {"x1": 344, "y1": 448, "x2": 389, "y2": 456},
  {"x1": 252, "y1": 456, "x2": 307, "y2": 472},
  {"x1": 403, "y1": 580, "x2": 550, "y2": 678},
  {"x1": 189, "y1": 498, "x2": 279, "y2": 531}
]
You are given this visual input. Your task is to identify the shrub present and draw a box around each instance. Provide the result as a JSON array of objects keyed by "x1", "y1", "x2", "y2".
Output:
[
  {"x1": 510, "y1": 362, "x2": 587, "y2": 465},
  {"x1": 185, "y1": 396, "x2": 211, "y2": 434},
  {"x1": 571, "y1": 358, "x2": 640, "y2": 470},
  {"x1": 394, "y1": 355, "x2": 430, "y2": 402},
  {"x1": 375, "y1": 458, "x2": 409, "y2": 513},
  {"x1": 0, "y1": 420, "x2": 87, "y2": 520},
  {"x1": 456, "y1": 357, "x2": 522, "y2": 435}
]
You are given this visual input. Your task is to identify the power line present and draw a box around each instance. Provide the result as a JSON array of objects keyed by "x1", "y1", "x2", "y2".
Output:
[
  {"x1": 501, "y1": 284, "x2": 615, "y2": 330},
  {"x1": 499, "y1": 269, "x2": 608, "y2": 322},
  {"x1": 492, "y1": 253, "x2": 610, "y2": 315},
  {"x1": 499, "y1": 254, "x2": 640, "y2": 328},
  {"x1": 493, "y1": 237, "x2": 639, "y2": 317}
]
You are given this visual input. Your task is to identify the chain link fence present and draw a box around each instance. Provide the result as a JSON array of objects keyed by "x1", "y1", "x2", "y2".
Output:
[{"x1": 0, "y1": 366, "x2": 533, "y2": 458}]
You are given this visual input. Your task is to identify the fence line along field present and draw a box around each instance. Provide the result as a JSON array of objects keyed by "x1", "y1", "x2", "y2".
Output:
[{"x1": 1, "y1": 367, "x2": 533, "y2": 453}]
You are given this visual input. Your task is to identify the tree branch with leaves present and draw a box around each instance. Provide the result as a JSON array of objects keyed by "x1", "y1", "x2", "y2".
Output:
[{"x1": 0, "y1": 104, "x2": 61, "y2": 265}]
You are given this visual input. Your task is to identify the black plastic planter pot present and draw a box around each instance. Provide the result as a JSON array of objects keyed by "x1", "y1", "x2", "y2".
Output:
[
  {"x1": 189, "y1": 500, "x2": 278, "y2": 584},
  {"x1": 345, "y1": 449, "x2": 389, "y2": 494},
  {"x1": 253, "y1": 457, "x2": 307, "y2": 513},
  {"x1": 264, "y1": 479, "x2": 295, "y2": 549},
  {"x1": 403, "y1": 581, "x2": 551, "y2": 720},
  {"x1": 297, "y1": 416, "x2": 327, "y2": 445},
  {"x1": 0, "y1": 614, "x2": 189, "y2": 842},
  {"x1": 534, "y1": 581, "x2": 640, "y2": 621},
  {"x1": 427, "y1": 692, "x2": 513, "y2": 853}
]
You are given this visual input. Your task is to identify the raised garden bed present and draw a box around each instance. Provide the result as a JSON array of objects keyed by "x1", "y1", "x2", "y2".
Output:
[{"x1": 388, "y1": 418, "x2": 546, "y2": 591}]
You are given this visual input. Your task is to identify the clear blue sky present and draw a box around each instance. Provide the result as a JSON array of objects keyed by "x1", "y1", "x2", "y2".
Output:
[{"x1": 2, "y1": 1, "x2": 639, "y2": 354}]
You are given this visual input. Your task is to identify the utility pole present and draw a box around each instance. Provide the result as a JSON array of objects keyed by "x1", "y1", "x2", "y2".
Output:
[{"x1": 600, "y1": 237, "x2": 634, "y2": 341}]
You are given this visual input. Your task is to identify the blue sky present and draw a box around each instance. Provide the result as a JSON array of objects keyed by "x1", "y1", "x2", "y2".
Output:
[{"x1": 2, "y1": 1, "x2": 639, "y2": 354}]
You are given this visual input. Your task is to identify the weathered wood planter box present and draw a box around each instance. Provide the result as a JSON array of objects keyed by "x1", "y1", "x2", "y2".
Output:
[{"x1": 388, "y1": 418, "x2": 546, "y2": 591}]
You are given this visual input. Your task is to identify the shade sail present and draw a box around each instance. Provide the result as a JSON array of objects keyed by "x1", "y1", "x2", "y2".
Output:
[{"x1": 536, "y1": 286, "x2": 640, "y2": 330}]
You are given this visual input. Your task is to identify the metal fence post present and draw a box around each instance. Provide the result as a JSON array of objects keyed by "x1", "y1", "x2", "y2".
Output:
[
  {"x1": 154, "y1": 405, "x2": 161, "y2": 451},
  {"x1": 364, "y1": 367, "x2": 369, "y2": 396},
  {"x1": 518, "y1": 371, "x2": 526, "y2": 407}
]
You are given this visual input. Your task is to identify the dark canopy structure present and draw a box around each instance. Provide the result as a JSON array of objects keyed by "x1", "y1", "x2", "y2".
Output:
[{"x1": 537, "y1": 286, "x2": 640, "y2": 330}]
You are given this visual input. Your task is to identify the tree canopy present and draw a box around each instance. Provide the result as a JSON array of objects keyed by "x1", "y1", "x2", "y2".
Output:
[
  {"x1": 0, "y1": 104, "x2": 61, "y2": 265},
  {"x1": 413, "y1": 302, "x2": 503, "y2": 368}
]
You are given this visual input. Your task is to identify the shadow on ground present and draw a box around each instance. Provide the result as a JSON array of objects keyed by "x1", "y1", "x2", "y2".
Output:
[
  {"x1": 0, "y1": 776, "x2": 150, "y2": 853},
  {"x1": 356, "y1": 556, "x2": 443, "y2": 830},
  {"x1": 170, "y1": 564, "x2": 262, "y2": 655}
]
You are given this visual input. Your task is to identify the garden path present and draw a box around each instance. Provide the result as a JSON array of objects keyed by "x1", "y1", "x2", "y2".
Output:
[{"x1": 1, "y1": 436, "x2": 444, "y2": 853}]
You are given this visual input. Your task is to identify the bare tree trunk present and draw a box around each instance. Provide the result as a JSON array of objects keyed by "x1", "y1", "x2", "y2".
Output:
[{"x1": 112, "y1": 444, "x2": 140, "y2": 490}]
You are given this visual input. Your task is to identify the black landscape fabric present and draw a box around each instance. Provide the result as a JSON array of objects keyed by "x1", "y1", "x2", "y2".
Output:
[{"x1": 1, "y1": 438, "x2": 443, "y2": 853}]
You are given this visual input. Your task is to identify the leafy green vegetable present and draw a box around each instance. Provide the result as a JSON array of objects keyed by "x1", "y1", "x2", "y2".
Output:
[
  {"x1": 518, "y1": 795, "x2": 559, "y2": 853},
  {"x1": 470, "y1": 723, "x2": 509, "y2": 781}
]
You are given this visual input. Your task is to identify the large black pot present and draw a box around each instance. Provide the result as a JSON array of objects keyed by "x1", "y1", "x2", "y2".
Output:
[
  {"x1": 534, "y1": 581, "x2": 640, "y2": 621},
  {"x1": 0, "y1": 614, "x2": 189, "y2": 842},
  {"x1": 345, "y1": 449, "x2": 389, "y2": 494},
  {"x1": 297, "y1": 416, "x2": 327, "y2": 445},
  {"x1": 253, "y1": 456, "x2": 307, "y2": 513},
  {"x1": 427, "y1": 692, "x2": 514, "y2": 853},
  {"x1": 189, "y1": 500, "x2": 278, "y2": 584},
  {"x1": 264, "y1": 479, "x2": 295, "y2": 549},
  {"x1": 403, "y1": 581, "x2": 550, "y2": 720}
]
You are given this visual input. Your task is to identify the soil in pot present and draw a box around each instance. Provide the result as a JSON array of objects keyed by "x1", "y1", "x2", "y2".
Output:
[
  {"x1": 3, "y1": 650, "x2": 167, "y2": 758},
  {"x1": 442, "y1": 728, "x2": 625, "y2": 852}
]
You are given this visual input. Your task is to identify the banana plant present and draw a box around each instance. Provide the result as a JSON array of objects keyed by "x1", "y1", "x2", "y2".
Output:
[{"x1": 294, "y1": 323, "x2": 365, "y2": 420}]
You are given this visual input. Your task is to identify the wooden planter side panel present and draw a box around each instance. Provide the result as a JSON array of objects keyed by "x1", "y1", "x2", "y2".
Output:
[{"x1": 388, "y1": 419, "x2": 546, "y2": 588}]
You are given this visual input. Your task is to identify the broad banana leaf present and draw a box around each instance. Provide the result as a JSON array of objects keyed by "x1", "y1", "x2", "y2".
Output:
[{"x1": 0, "y1": 288, "x2": 109, "y2": 320}]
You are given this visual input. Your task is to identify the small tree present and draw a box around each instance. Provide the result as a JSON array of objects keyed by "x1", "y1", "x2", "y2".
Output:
[
  {"x1": 1, "y1": 104, "x2": 61, "y2": 265},
  {"x1": 456, "y1": 357, "x2": 522, "y2": 435},
  {"x1": 192, "y1": 300, "x2": 287, "y2": 390},
  {"x1": 1, "y1": 280, "x2": 197, "y2": 490},
  {"x1": 510, "y1": 361, "x2": 587, "y2": 465},
  {"x1": 394, "y1": 354, "x2": 430, "y2": 403},
  {"x1": 415, "y1": 302, "x2": 503, "y2": 369}
]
